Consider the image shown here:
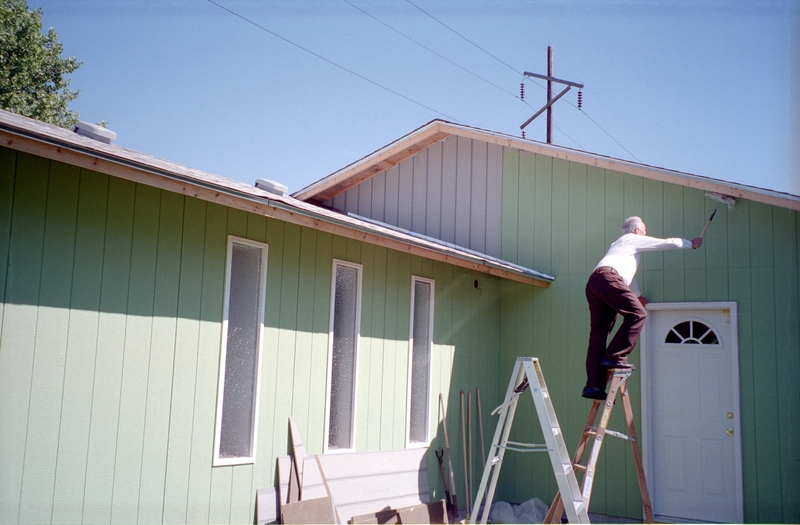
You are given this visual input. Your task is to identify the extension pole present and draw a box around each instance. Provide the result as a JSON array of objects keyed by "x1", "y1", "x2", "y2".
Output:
[
  {"x1": 461, "y1": 391, "x2": 471, "y2": 518},
  {"x1": 546, "y1": 46, "x2": 554, "y2": 144},
  {"x1": 699, "y1": 209, "x2": 717, "y2": 239},
  {"x1": 468, "y1": 391, "x2": 474, "y2": 505},
  {"x1": 440, "y1": 393, "x2": 458, "y2": 521},
  {"x1": 476, "y1": 388, "x2": 486, "y2": 468},
  {"x1": 436, "y1": 449, "x2": 453, "y2": 515}
]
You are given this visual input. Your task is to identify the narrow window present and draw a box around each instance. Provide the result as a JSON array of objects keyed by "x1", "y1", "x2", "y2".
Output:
[
  {"x1": 326, "y1": 260, "x2": 363, "y2": 451},
  {"x1": 407, "y1": 277, "x2": 434, "y2": 446},
  {"x1": 214, "y1": 236, "x2": 268, "y2": 466}
]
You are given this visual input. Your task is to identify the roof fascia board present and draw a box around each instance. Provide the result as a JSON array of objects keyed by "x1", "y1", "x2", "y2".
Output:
[
  {"x1": 295, "y1": 119, "x2": 800, "y2": 212},
  {"x1": 442, "y1": 123, "x2": 800, "y2": 212},
  {"x1": 0, "y1": 125, "x2": 551, "y2": 288}
]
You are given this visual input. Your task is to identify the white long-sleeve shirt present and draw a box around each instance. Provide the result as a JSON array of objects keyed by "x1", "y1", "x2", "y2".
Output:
[{"x1": 595, "y1": 233, "x2": 691, "y2": 296}]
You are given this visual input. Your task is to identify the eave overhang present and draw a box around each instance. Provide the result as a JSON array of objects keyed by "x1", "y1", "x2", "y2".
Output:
[{"x1": 0, "y1": 111, "x2": 553, "y2": 288}]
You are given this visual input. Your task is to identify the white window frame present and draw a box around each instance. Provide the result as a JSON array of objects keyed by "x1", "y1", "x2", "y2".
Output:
[
  {"x1": 406, "y1": 276, "x2": 435, "y2": 448},
  {"x1": 324, "y1": 259, "x2": 363, "y2": 452},
  {"x1": 213, "y1": 236, "x2": 268, "y2": 466}
]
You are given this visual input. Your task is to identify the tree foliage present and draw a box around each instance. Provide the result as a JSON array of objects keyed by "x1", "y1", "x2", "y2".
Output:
[{"x1": 0, "y1": 0, "x2": 81, "y2": 128}]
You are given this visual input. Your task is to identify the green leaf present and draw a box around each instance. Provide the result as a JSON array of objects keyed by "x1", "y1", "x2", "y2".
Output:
[{"x1": 0, "y1": 0, "x2": 82, "y2": 128}]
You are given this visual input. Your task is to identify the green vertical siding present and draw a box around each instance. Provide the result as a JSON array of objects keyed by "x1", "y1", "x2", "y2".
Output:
[
  {"x1": 1, "y1": 152, "x2": 48, "y2": 525},
  {"x1": 499, "y1": 150, "x2": 800, "y2": 523},
  {"x1": 162, "y1": 196, "x2": 206, "y2": 524},
  {"x1": 0, "y1": 147, "x2": 502, "y2": 524},
  {"x1": 84, "y1": 175, "x2": 130, "y2": 524},
  {"x1": 19, "y1": 159, "x2": 80, "y2": 525},
  {"x1": 52, "y1": 169, "x2": 108, "y2": 524}
]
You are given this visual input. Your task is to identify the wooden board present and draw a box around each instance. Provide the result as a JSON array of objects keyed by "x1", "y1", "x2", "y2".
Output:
[
  {"x1": 281, "y1": 496, "x2": 337, "y2": 524},
  {"x1": 256, "y1": 487, "x2": 280, "y2": 524},
  {"x1": 277, "y1": 455, "x2": 291, "y2": 505},
  {"x1": 349, "y1": 500, "x2": 448, "y2": 524},
  {"x1": 299, "y1": 448, "x2": 429, "y2": 523}
]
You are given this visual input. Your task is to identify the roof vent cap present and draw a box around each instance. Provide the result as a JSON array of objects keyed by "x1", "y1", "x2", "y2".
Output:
[
  {"x1": 255, "y1": 178, "x2": 288, "y2": 196},
  {"x1": 73, "y1": 121, "x2": 117, "y2": 144}
]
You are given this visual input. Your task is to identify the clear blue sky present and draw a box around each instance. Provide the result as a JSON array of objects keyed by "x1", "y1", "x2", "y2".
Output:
[{"x1": 36, "y1": 0, "x2": 799, "y2": 196}]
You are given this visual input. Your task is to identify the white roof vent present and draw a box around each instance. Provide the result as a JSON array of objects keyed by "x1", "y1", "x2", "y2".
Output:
[
  {"x1": 73, "y1": 121, "x2": 117, "y2": 144},
  {"x1": 255, "y1": 178, "x2": 288, "y2": 196}
]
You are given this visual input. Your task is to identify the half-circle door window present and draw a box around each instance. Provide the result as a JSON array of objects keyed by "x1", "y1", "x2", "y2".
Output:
[{"x1": 664, "y1": 320, "x2": 720, "y2": 345}]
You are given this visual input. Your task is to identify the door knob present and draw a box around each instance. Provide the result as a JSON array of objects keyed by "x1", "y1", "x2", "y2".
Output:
[{"x1": 726, "y1": 428, "x2": 734, "y2": 436}]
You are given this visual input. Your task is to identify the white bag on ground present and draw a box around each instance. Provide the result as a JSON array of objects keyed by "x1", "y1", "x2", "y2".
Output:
[
  {"x1": 513, "y1": 498, "x2": 548, "y2": 523},
  {"x1": 487, "y1": 498, "x2": 548, "y2": 523},
  {"x1": 488, "y1": 501, "x2": 516, "y2": 523}
]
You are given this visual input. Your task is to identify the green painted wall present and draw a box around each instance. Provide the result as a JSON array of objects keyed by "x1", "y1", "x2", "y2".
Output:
[
  {"x1": 498, "y1": 150, "x2": 800, "y2": 523},
  {"x1": 0, "y1": 148, "x2": 502, "y2": 524}
]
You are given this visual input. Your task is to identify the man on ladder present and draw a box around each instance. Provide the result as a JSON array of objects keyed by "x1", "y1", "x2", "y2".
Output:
[
  {"x1": 582, "y1": 216, "x2": 703, "y2": 399},
  {"x1": 545, "y1": 216, "x2": 703, "y2": 522}
]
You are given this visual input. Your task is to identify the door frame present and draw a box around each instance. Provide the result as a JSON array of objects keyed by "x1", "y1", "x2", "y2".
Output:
[{"x1": 639, "y1": 301, "x2": 744, "y2": 523}]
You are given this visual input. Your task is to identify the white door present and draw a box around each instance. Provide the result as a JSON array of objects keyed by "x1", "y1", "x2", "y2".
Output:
[{"x1": 641, "y1": 303, "x2": 743, "y2": 523}]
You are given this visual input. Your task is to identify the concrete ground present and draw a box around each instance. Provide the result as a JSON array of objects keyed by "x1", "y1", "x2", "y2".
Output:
[{"x1": 587, "y1": 512, "x2": 643, "y2": 523}]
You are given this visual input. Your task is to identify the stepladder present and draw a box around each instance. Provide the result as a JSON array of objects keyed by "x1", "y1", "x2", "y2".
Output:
[
  {"x1": 470, "y1": 357, "x2": 590, "y2": 524},
  {"x1": 544, "y1": 368, "x2": 655, "y2": 523}
]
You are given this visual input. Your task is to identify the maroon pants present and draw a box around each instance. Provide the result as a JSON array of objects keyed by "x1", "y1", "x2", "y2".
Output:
[{"x1": 584, "y1": 267, "x2": 647, "y2": 389}]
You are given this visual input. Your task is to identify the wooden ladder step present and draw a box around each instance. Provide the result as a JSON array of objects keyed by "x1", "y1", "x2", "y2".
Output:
[{"x1": 544, "y1": 369, "x2": 654, "y2": 524}]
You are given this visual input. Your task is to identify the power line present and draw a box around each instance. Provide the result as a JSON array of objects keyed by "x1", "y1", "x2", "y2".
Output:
[
  {"x1": 396, "y1": 4, "x2": 640, "y2": 159},
  {"x1": 205, "y1": 0, "x2": 463, "y2": 123},
  {"x1": 578, "y1": 107, "x2": 642, "y2": 162},
  {"x1": 206, "y1": 0, "x2": 633, "y2": 162},
  {"x1": 404, "y1": 0, "x2": 520, "y2": 77},
  {"x1": 343, "y1": 0, "x2": 520, "y2": 101},
  {"x1": 555, "y1": 90, "x2": 643, "y2": 162}
]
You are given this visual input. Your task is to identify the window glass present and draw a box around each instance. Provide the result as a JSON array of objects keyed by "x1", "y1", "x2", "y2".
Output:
[
  {"x1": 409, "y1": 279, "x2": 433, "y2": 444},
  {"x1": 215, "y1": 238, "x2": 267, "y2": 464},
  {"x1": 664, "y1": 320, "x2": 719, "y2": 345},
  {"x1": 328, "y1": 262, "x2": 361, "y2": 450}
]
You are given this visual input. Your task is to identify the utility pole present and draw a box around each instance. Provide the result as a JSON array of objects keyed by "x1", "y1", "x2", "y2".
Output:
[{"x1": 520, "y1": 46, "x2": 583, "y2": 144}]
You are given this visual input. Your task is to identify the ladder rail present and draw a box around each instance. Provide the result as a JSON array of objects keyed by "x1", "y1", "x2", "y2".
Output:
[
  {"x1": 524, "y1": 360, "x2": 588, "y2": 523},
  {"x1": 545, "y1": 369, "x2": 654, "y2": 524},
  {"x1": 580, "y1": 374, "x2": 625, "y2": 506},
  {"x1": 470, "y1": 358, "x2": 590, "y2": 525},
  {"x1": 471, "y1": 359, "x2": 524, "y2": 524},
  {"x1": 620, "y1": 381, "x2": 654, "y2": 522}
]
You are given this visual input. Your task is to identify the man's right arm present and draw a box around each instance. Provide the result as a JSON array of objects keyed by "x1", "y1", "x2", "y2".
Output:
[{"x1": 635, "y1": 235, "x2": 697, "y2": 252}]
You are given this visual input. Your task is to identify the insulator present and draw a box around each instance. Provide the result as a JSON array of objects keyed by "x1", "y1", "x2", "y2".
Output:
[
  {"x1": 521, "y1": 130, "x2": 526, "y2": 139},
  {"x1": 520, "y1": 82, "x2": 525, "y2": 101},
  {"x1": 577, "y1": 90, "x2": 583, "y2": 110}
]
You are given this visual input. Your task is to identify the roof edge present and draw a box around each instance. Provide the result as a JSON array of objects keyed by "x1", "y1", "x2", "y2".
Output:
[
  {"x1": 295, "y1": 119, "x2": 800, "y2": 212},
  {"x1": 292, "y1": 120, "x2": 448, "y2": 201},
  {"x1": 0, "y1": 111, "x2": 552, "y2": 288}
]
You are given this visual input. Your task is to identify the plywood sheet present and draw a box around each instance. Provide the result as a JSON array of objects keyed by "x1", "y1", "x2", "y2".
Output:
[
  {"x1": 349, "y1": 500, "x2": 448, "y2": 524},
  {"x1": 281, "y1": 497, "x2": 337, "y2": 524},
  {"x1": 310, "y1": 448, "x2": 430, "y2": 522}
]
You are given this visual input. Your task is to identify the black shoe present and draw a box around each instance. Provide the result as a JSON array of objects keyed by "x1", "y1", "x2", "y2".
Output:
[
  {"x1": 582, "y1": 387, "x2": 607, "y2": 400},
  {"x1": 599, "y1": 358, "x2": 635, "y2": 370}
]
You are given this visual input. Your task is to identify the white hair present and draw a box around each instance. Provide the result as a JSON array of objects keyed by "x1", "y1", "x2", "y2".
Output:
[{"x1": 622, "y1": 216, "x2": 643, "y2": 235}]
